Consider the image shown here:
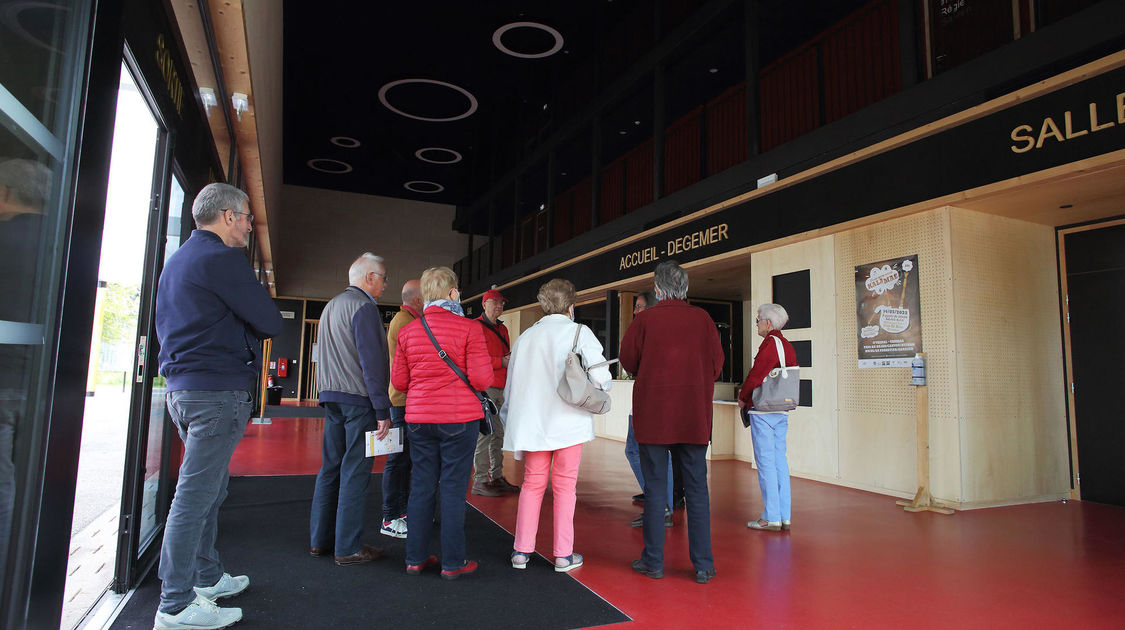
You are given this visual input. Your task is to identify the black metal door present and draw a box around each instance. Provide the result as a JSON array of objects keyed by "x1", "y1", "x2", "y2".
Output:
[{"x1": 1065, "y1": 223, "x2": 1125, "y2": 507}]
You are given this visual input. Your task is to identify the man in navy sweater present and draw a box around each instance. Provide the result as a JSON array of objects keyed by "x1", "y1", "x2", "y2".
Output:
[
  {"x1": 153, "y1": 183, "x2": 281, "y2": 630},
  {"x1": 309, "y1": 253, "x2": 392, "y2": 565}
]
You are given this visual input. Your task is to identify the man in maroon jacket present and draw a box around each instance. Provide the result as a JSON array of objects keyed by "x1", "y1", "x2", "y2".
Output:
[
  {"x1": 470, "y1": 289, "x2": 519, "y2": 496},
  {"x1": 620, "y1": 261, "x2": 723, "y2": 584}
]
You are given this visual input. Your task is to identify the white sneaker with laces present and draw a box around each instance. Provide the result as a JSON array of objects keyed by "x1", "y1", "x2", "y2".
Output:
[
  {"x1": 154, "y1": 594, "x2": 242, "y2": 630},
  {"x1": 193, "y1": 573, "x2": 249, "y2": 600}
]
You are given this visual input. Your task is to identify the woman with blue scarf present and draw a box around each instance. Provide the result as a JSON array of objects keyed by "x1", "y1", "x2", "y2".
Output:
[{"x1": 391, "y1": 266, "x2": 493, "y2": 579}]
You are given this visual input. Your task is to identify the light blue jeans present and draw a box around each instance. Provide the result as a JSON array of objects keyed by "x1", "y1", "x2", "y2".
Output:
[
  {"x1": 625, "y1": 415, "x2": 673, "y2": 508},
  {"x1": 159, "y1": 390, "x2": 251, "y2": 613},
  {"x1": 749, "y1": 412, "x2": 791, "y2": 522}
]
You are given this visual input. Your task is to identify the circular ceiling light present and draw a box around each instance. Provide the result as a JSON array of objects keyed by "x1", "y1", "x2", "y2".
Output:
[
  {"x1": 405, "y1": 180, "x2": 444, "y2": 194},
  {"x1": 492, "y1": 21, "x2": 564, "y2": 59},
  {"x1": 307, "y1": 158, "x2": 353, "y2": 174},
  {"x1": 415, "y1": 147, "x2": 463, "y2": 164},
  {"x1": 331, "y1": 136, "x2": 361, "y2": 148},
  {"x1": 378, "y1": 79, "x2": 478, "y2": 122}
]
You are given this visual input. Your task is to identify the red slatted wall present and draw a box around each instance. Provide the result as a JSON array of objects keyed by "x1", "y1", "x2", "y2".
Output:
[
  {"x1": 705, "y1": 83, "x2": 747, "y2": 175},
  {"x1": 760, "y1": 47, "x2": 820, "y2": 152},
  {"x1": 599, "y1": 160, "x2": 625, "y2": 223},
  {"x1": 664, "y1": 107, "x2": 702, "y2": 195},
  {"x1": 552, "y1": 188, "x2": 573, "y2": 245},
  {"x1": 822, "y1": 0, "x2": 899, "y2": 123},
  {"x1": 624, "y1": 138, "x2": 654, "y2": 213},
  {"x1": 572, "y1": 178, "x2": 592, "y2": 236}
]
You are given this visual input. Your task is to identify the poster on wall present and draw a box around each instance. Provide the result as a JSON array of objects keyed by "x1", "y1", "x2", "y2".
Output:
[{"x1": 855, "y1": 254, "x2": 922, "y2": 368}]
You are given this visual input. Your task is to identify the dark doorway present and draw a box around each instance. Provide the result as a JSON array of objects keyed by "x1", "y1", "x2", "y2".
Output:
[{"x1": 1064, "y1": 223, "x2": 1125, "y2": 507}]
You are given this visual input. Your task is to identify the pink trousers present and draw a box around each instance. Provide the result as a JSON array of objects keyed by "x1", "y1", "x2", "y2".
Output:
[{"x1": 513, "y1": 443, "x2": 583, "y2": 559}]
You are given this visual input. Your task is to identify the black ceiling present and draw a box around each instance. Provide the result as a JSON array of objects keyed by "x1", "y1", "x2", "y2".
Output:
[{"x1": 282, "y1": 0, "x2": 865, "y2": 234}]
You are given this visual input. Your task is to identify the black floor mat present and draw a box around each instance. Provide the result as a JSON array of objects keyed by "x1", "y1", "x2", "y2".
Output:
[{"x1": 110, "y1": 475, "x2": 629, "y2": 630}]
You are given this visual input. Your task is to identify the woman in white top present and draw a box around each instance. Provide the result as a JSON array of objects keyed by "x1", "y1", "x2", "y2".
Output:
[{"x1": 501, "y1": 279, "x2": 613, "y2": 572}]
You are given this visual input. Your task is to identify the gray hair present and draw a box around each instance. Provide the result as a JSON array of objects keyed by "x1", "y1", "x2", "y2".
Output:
[
  {"x1": 636, "y1": 290, "x2": 657, "y2": 310},
  {"x1": 758, "y1": 303, "x2": 789, "y2": 329},
  {"x1": 348, "y1": 253, "x2": 385, "y2": 285},
  {"x1": 0, "y1": 159, "x2": 52, "y2": 210},
  {"x1": 192, "y1": 182, "x2": 249, "y2": 227},
  {"x1": 653, "y1": 261, "x2": 688, "y2": 300}
]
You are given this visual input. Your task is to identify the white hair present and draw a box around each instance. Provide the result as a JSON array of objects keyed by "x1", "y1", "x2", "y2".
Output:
[
  {"x1": 758, "y1": 303, "x2": 789, "y2": 329},
  {"x1": 192, "y1": 182, "x2": 249, "y2": 226},
  {"x1": 348, "y1": 253, "x2": 384, "y2": 285}
]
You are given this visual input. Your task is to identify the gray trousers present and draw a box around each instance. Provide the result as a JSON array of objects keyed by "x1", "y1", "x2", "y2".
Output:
[
  {"x1": 472, "y1": 387, "x2": 505, "y2": 482},
  {"x1": 158, "y1": 390, "x2": 251, "y2": 613}
]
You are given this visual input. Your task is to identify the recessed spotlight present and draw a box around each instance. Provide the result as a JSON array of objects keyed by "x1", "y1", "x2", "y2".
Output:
[
  {"x1": 543, "y1": 103, "x2": 548, "y2": 110},
  {"x1": 1059, "y1": 204, "x2": 1073, "y2": 209},
  {"x1": 619, "y1": 130, "x2": 626, "y2": 135},
  {"x1": 634, "y1": 120, "x2": 641, "y2": 125},
  {"x1": 709, "y1": 67, "x2": 719, "y2": 74},
  {"x1": 560, "y1": 172, "x2": 567, "y2": 176},
  {"x1": 539, "y1": 203, "x2": 545, "y2": 210},
  {"x1": 415, "y1": 147, "x2": 463, "y2": 164}
]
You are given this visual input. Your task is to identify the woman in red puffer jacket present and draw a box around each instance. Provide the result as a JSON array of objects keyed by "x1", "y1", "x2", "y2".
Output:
[{"x1": 391, "y1": 266, "x2": 492, "y2": 580}]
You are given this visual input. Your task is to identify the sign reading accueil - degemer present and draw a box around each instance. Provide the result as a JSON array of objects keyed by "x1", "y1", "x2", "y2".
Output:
[{"x1": 855, "y1": 255, "x2": 922, "y2": 368}]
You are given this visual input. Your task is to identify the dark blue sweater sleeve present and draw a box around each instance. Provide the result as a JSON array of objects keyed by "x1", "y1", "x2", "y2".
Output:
[
  {"x1": 353, "y1": 303, "x2": 391, "y2": 419},
  {"x1": 208, "y1": 247, "x2": 283, "y2": 339}
]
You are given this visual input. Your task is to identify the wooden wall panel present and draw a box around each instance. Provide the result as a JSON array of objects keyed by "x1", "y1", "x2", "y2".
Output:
[
  {"x1": 948, "y1": 208, "x2": 1069, "y2": 505},
  {"x1": 749, "y1": 237, "x2": 839, "y2": 478},
  {"x1": 834, "y1": 209, "x2": 960, "y2": 500}
]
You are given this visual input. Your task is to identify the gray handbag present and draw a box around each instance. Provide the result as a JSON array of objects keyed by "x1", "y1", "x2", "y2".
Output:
[
  {"x1": 751, "y1": 335, "x2": 800, "y2": 412},
  {"x1": 557, "y1": 324, "x2": 617, "y2": 414}
]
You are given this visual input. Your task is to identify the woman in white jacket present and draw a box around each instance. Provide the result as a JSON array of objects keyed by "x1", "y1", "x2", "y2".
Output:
[{"x1": 501, "y1": 278, "x2": 613, "y2": 572}]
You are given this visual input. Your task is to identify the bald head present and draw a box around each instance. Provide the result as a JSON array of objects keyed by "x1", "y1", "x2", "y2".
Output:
[{"x1": 401, "y1": 279, "x2": 423, "y2": 312}]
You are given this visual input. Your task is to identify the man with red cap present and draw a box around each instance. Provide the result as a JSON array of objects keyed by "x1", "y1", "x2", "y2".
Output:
[{"x1": 471, "y1": 289, "x2": 519, "y2": 496}]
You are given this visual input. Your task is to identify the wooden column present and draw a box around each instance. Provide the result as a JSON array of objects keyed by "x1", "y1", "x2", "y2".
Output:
[{"x1": 896, "y1": 353, "x2": 954, "y2": 514}]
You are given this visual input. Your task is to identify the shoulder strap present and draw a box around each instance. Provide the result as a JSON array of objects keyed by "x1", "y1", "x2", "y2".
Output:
[
  {"x1": 420, "y1": 314, "x2": 485, "y2": 402},
  {"x1": 771, "y1": 334, "x2": 787, "y2": 369},
  {"x1": 571, "y1": 324, "x2": 583, "y2": 353},
  {"x1": 478, "y1": 316, "x2": 510, "y2": 351}
]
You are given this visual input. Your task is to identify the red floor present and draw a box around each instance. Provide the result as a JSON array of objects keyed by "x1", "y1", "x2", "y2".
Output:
[{"x1": 230, "y1": 415, "x2": 1125, "y2": 629}]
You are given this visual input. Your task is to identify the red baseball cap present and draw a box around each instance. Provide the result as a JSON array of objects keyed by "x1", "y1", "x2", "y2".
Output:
[{"x1": 482, "y1": 289, "x2": 506, "y2": 303}]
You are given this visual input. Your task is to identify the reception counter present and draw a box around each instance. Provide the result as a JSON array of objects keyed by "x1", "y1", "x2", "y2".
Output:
[{"x1": 594, "y1": 380, "x2": 752, "y2": 463}]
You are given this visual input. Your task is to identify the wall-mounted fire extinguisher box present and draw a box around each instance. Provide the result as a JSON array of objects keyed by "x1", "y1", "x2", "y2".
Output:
[{"x1": 277, "y1": 358, "x2": 288, "y2": 378}]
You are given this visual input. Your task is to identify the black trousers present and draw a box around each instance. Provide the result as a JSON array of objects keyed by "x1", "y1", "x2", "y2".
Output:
[{"x1": 638, "y1": 443, "x2": 714, "y2": 573}]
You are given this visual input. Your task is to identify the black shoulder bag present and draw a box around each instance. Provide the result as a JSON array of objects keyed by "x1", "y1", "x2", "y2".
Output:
[{"x1": 419, "y1": 314, "x2": 497, "y2": 435}]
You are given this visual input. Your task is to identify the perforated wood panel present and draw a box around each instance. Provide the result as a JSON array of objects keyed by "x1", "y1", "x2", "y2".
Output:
[
  {"x1": 834, "y1": 209, "x2": 960, "y2": 498},
  {"x1": 949, "y1": 208, "x2": 1069, "y2": 504}
]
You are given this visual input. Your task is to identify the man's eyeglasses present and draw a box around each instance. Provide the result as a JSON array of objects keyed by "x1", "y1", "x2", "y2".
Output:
[
  {"x1": 230, "y1": 210, "x2": 253, "y2": 225},
  {"x1": 369, "y1": 271, "x2": 389, "y2": 282}
]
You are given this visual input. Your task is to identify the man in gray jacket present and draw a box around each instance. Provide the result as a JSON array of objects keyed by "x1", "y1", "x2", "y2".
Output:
[{"x1": 310, "y1": 253, "x2": 392, "y2": 565}]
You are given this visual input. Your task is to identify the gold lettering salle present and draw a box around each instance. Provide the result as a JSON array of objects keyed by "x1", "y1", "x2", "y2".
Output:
[{"x1": 1011, "y1": 92, "x2": 1123, "y2": 154}]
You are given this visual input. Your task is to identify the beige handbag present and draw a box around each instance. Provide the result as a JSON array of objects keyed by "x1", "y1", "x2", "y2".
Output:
[{"x1": 557, "y1": 324, "x2": 616, "y2": 414}]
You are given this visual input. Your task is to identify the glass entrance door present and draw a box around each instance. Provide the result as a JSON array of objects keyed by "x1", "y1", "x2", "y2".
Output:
[{"x1": 60, "y1": 58, "x2": 176, "y2": 628}]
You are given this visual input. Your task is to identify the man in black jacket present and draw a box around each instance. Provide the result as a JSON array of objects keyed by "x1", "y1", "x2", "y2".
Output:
[{"x1": 153, "y1": 183, "x2": 282, "y2": 630}]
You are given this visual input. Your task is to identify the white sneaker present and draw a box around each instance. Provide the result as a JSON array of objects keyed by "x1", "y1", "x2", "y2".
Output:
[
  {"x1": 380, "y1": 517, "x2": 408, "y2": 539},
  {"x1": 154, "y1": 594, "x2": 242, "y2": 630},
  {"x1": 193, "y1": 573, "x2": 249, "y2": 600}
]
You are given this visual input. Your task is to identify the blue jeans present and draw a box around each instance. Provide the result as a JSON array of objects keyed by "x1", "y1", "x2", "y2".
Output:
[
  {"x1": 159, "y1": 390, "x2": 252, "y2": 613},
  {"x1": 381, "y1": 405, "x2": 411, "y2": 520},
  {"x1": 749, "y1": 412, "x2": 791, "y2": 522},
  {"x1": 406, "y1": 420, "x2": 478, "y2": 571},
  {"x1": 626, "y1": 415, "x2": 673, "y2": 507},
  {"x1": 310, "y1": 402, "x2": 377, "y2": 556},
  {"x1": 638, "y1": 443, "x2": 713, "y2": 573}
]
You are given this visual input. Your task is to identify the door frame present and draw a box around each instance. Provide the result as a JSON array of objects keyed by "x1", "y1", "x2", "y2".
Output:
[
  {"x1": 110, "y1": 47, "x2": 178, "y2": 593},
  {"x1": 1056, "y1": 216, "x2": 1125, "y2": 501}
]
